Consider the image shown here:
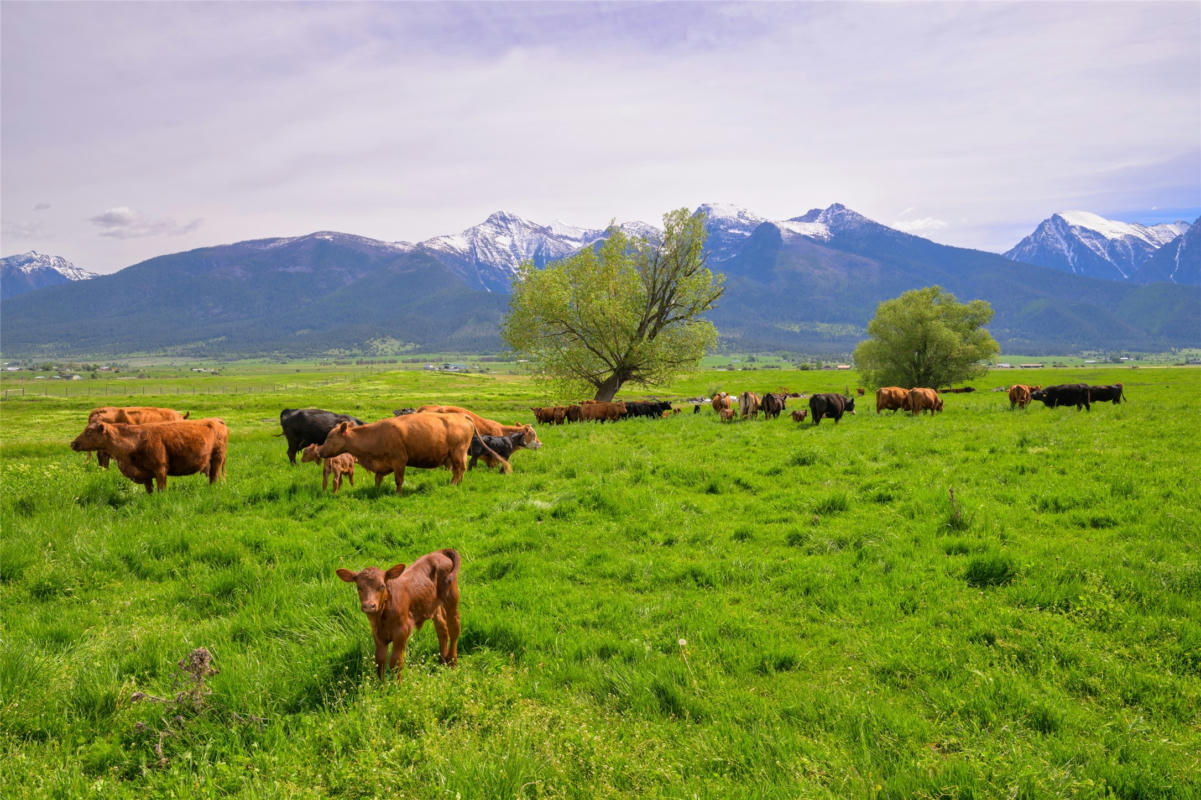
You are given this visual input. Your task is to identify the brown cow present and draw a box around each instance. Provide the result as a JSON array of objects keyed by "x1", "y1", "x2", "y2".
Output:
[
  {"x1": 875, "y1": 387, "x2": 908, "y2": 414},
  {"x1": 579, "y1": 401, "x2": 626, "y2": 422},
  {"x1": 551, "y1": 406, "x2": 567, "y2": 425},
  {"x1": 301, "y1": 443, "x2": 356, "y2": 494},
  {"x1": 70, "y1": 418, "x2": 227, "y2": 493},
  {"x1": 565, "y1": 405, "x2": 582, "y2": 423},
  {"x1": 761, "y1": 392, "x2": 787, "y2": 419},
  {"x1": 739, "y1": 391, "x2": 761, "y2": 420},
  {"x1": 531, "y1": 407, "x2": 556, "y2": 424},
  {"x1": 337, "y1": 548, "x2": 461, "y2": 680},
  {"x1": 791, "y1": 409, "x2": 809, "y2": 422},
  {"x1": 719, "y1": 408, "x2": 736, "y2": 422},
  {"x1": 84, "y1": 406, "x2": 189, "y2": 468},
  {"x1": 711, "y1": 393, "x2": 734, "y2": 413},
  {"x1": 319, "y1": 413, "x2": 475, "y2": 494},
  {"x1": 906, "y1": 387, "x2": 943, "y2": 415},
  {"x1": 1008, "y1": 384, "x2": 1033, "y2": 410},
  {"x1": 417, "y1": 405, "x2": 542, "y2": 444}
]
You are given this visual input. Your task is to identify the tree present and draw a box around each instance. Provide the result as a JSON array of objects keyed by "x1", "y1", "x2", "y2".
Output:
[
  {"x1": 853, "y1": 286, "x2": 1000, "y2": 389},
  {"x1": 502, "y1": 208, "x2": 724, "y2": 402}
]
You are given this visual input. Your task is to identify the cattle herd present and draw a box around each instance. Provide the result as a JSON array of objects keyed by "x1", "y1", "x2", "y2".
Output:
[{"x1": 63, "y1": 378, "x2": 1127, "y2": 679}]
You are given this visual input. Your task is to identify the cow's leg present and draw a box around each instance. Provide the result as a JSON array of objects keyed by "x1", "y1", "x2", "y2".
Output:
[
  {"x1": 468, "y1": 453, "x2": 478, "y2": 470},
  {"x1": 450, "y1": 458, "x2": 465, "y2": 486},
  {"x1": 394, "y1": 466, "x2": 406, "y2": 494},
  {"x1": 322, "y1": 466, "x2": 330, "y2": 492},
  {"x1": 389, "y1": 637, "x2": 407, "y2": 680},
  {"x1": 143, "y1": 480, "x2": 154, "y2": 493},
  {"x1": 444, "y1": 591, "x2": 460, "y2": 665},
  {"x1": 154, "y1": 470, "x2": 168, "y2": 492},
  {"x1": 375, "y1": 471, "x2": 385, "y2": 489},
  {"x1": 374, "y1": 640, "x2": 389, "y2": 678},
  {"x1": 433, "y1": 608, "x2": 452, "y2": 664},
  {"x1": 347, "y1": 466, "x2": 354, "y2": 487},
  {"x1": 98, "y1": 451, "x2": 111, "y2": 469}
]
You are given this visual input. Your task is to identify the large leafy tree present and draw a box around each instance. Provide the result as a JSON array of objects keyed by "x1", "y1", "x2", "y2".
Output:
[
  {"x1": 502, "y1": 208, "x2": 724, "y2": 402},
  {"x1": 854, "y1": 286, "x2": 1000, "y2": 389}
]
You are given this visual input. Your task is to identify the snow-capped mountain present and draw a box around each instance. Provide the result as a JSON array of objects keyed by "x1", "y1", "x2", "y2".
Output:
[
  {"x1": 1004, "y1": 211, "x2": 1189, "y2": 282},
  {"x1": 1129, "y1": 216, "x2": 1201, "y2": 286},
  {"x1": 1, "y1": 251, "x2": 96, "y2": 300},
  {"x1": 417, "y1": 211, "x2": 657, "y2": 293},
  {"x1": 695, "y1": 203, "x2": 768, "y2": 261}
]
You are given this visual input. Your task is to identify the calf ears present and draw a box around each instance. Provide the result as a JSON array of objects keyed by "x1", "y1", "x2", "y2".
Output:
[
  {"x1": 385, "y1": 563, "x2": 406, "y2": 580},
  {"x1": 336, "y1": 568, "x2": 358, "y2": 582},
  {"x1": 337, "y1": 422, "x2": 349, "y2": 434}
]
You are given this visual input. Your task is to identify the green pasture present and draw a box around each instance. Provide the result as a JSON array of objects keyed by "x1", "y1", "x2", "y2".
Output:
[{"x1": 1, "y1": 367, "x2": 1198, "y2": 798}]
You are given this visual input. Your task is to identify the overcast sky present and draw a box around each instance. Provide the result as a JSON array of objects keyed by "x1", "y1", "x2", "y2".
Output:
[{"x1": 3, "y1": 1, "x2": 1199, "y2": 274}]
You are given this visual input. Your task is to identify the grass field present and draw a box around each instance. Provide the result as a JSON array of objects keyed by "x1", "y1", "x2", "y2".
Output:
[{"x1": 1, "y1": 366, "x2": 1198, "y2": 798}]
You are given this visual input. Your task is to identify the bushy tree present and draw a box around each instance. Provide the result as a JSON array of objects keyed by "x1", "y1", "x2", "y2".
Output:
[
  {"x1": 853, "y1": 286, "x2": 999, "y2": 389},
  {"x1": 502, "y1": 209, "x2": 724, "y2": 401}
]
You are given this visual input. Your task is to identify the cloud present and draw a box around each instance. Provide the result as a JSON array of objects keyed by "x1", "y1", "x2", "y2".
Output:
[
  {"x1": 892, "y1": 217, "x2": 949, "y2": 235},
  {"x1": 2, "y1": 219, "x2": 50, "y2": 239},
  {"x1": 33, "y1": 202, "x2": 51, "y2": 211},
  {"x1": 88, "y1": 206, "x2": 203, "y2": 239}
]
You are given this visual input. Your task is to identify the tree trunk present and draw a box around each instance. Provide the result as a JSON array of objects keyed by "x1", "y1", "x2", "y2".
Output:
[{"x1": 593, "y1": 372, "x2": 626, "y2": 402}]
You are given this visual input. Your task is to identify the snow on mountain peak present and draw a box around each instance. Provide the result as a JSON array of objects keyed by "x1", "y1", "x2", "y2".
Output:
[{"x1": 2, "y1": 251, "x2": 96, "y2": 281}]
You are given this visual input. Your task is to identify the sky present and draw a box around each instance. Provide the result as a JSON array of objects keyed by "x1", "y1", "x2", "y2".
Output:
[{"x1": 2, "y1": 1, "x2": 1199, "y2": 275}]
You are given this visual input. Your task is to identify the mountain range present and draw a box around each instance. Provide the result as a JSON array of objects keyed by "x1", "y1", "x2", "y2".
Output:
[
  {"x1": 2, "y1": 205, "x2": 1198, "y2": 357},
  {"x1": 1004, "y1": 211, "x2": 1192, "y2": 282},
  {"x1": 1, "y1": 251, "x2": 97, "y2": 300}
]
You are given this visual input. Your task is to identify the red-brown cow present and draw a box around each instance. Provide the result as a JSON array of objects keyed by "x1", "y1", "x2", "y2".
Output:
[
  {"x1": 84, "y1": 406, "x2": 190, "y2": 468},
  {"x1": 337, "y1": 548, "x2": 460, "y2": 680},
  {"x1": 70, "y1": 418, "x2": 227, "y2": 493},
  {"x1": 906, "y1": 387, "x2": 943, "y2": 415},
  {"x1": 579, "y1": 401, "x2": 626, "y2": 422},
  {"x1": 711, "y1": 392, "x2": 734, "y2": 413},
  {"x1": 739, "y1": 391, "x2": 761, "y2": 420},
  {"x1": 319, "y1": 413, "x2": 475, "y2": 494},
  {"x1": 875, "y1": 387, "x2": 908, "y2": 414},
  {"x1": 1008, "y1": 384, "x2": 1033, "y2": 410}
]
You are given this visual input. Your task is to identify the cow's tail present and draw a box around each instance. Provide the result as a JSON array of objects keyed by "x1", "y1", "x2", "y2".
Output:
[
  {"x1": 466, "y1": 418, "x2": 511, "y2": 474},
  {"x1": 440, "y1": 547, "x2": 461, "y2": 579},
  {"x1": 183, "y1": 411, "x2": 190, "y2": 419}
]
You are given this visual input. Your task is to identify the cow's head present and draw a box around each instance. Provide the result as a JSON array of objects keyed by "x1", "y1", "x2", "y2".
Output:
[
  {"x1": 301, "y1": 443, "x2": 322, "y2": 464},
  {"x1": 1030, "y1": 389, "x2": 1047, "y2": 403},
  {"x1": 845, "y1": 397, "x2": 856, "y2": 414},
  {"x1": 337, "y1": 564, "x2": 406, "y2": 614},
  {"x1": 318, "y1": 422, "x2": 353, "y2": 458},
  {"x1": 71, "y1": 421, "x2": 110, "y2": 452},
  {"x1": 517, "y1": 424, "x2": 542, "y2": 450}
]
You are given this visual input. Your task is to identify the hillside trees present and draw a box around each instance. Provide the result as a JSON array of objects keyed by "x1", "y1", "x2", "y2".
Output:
[
  {"x1": 854, "y1": 286, "x2": 1000, "y2": 388},
  {"x1": 502, "y1": 209, "x2": 724, "y2": 401}
]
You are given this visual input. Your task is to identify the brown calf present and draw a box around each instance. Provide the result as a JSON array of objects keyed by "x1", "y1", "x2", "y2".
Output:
[
  {"x1": 70, "y1": 418, "x2": 227, "y2": 493},
  {"x1": 337, "y1": 548, "x2": 461, "y2": 680},
  {"x1": 791, "y1": 409, "x2": 809, "y2": 422},
  {"x1": 720, "y1": 408, "x2": 736, "y2": 422},
  {"x1": 301, "y1": 443, "x2": 357, "y2": 493}
]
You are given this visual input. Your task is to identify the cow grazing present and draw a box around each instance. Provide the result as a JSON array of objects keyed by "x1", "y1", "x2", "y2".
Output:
[
  {"x1": 906, "y1": 387, "x2": 943, "y2": 415},
  {"x1": 761, "y1": 393, "x2": 787, "y2": 420},
  {"x1": 711, "y1": 393, "x2": 734, "y2": 413},
  {"x1": 467, "y1": 429, "x2": 541, "y2": 472},
  {"x1": 739, "y1": 391, "x2": 762, "y2": 420},
  {"x1": 70, "y1": 418, "x2": 228, "y2": 493},
  {"x1": 301, "y1": 443, "x2": 356, "y2": 494},
  {"x1": 622, "y1": 400, "x2": 671, "y2": 419},
  {"x1": 416, "y1": 405, "x2": 543, "y2": 444},
  {"x1": 719, "y1": 408, "x2": 736, "y2": 422},
  {"x1": 809, "y1": 393, "x2": 855, "y2": 425},
  {"x1": 84, "y1": 406, "x2": 190, "y2": 468},
  {"x1": 1088, "y1": 383, "x2": 1125, "y2": 404},
  {"x1": 1031, "y1": 384, "x2": 1091, "y2": 411},
  {"x1": 337, "y1": 548, "x2": 461, "y2": 680},
  {"x1": 875, "y1": 387, "x2": 908, "y2": 414},
  {"x1": 578, "y1": 401, "x2": 626, "y2": 422},
  {"x1": 791, "y1": 409, "x2": 809, "y2": 423},
  {"x1": 318, "y1": 413, "x2": 475, "y2": 494},
  {"x1": 1008, "y1": 384, "x2": 1033, "y2": 410},
  {"x1": 279, "y1": 408, "x2": 364, "y2": 465}
]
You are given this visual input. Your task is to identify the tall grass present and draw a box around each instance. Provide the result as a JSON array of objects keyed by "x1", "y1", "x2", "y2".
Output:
[{"x1": 1, "y1": 366, "x2": 1197, "y2": 798}]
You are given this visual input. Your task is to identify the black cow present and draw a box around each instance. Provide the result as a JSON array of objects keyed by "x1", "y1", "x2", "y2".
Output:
[
  {"x1": 1088, "y1": 384, "x2": 1125, "y2": 404},
  {"x1": 809, "y1": 393, "x2": 855, "y2": 425},
  {"x1": 468, "y1": 430, "x2": 531, "y2": 471},
  {"x1": 279, "y1": 408, "x2": 365, "y2": 464},
  {"x1": 1031, "y1": 384, "x2": 1091, "y2": 411},
  {"x1": 761, "y1": 392, "x2": 787, "y2": 419},
  {"x1": 393, "y1": 408, "x2": 417, "y2": 416},
  {"x1": 621, "y1": 400, "x2": 671, "y2": 419}
]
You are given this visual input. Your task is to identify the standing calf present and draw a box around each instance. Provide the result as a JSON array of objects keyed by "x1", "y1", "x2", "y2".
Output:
[
  {"x1": 301, "y1": 443, "x2": 356, "y2": 493},
  {"x1": 337, "y1": 548, "x2": 461, "y2": 680}
]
